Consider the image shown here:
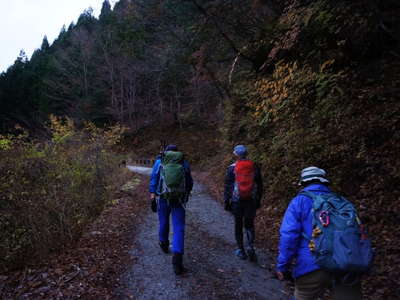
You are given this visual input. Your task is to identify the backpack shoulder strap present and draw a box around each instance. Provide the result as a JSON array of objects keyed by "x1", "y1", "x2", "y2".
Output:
[
  {"x1": 298, "y1": 191, "x2": 316, "y2": 241},
  {"x1": 299, "y1": 190, "x2": 317, "y2": 200},
  {"x1": 302, "y1": 232, "x2": 312, "y2": 241},
  {"x1": 300, "y1": 190, "x2": 340, "y2": 203}
]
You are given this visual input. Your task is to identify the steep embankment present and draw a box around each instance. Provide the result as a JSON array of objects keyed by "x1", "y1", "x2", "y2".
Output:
[{"x1": 217, "y1": 1, "x2": 400, "y2": 299}]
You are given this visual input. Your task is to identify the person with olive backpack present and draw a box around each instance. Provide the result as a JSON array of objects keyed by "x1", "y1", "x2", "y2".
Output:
[{"x1": 149, "y1": 144, "x2": 193, "y2": 275}]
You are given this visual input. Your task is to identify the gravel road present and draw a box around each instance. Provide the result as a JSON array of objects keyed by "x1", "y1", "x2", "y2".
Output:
[{"x1": 120, "y1": 166, "x2": 287, "y2": 300}]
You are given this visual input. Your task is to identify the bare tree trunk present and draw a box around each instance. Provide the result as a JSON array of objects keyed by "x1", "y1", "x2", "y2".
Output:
[
  {"x1": 120, "y1": 76, "x2": 124, "y2": 123},
  {"x1": 128, "y1": 78, "x2": 133, "y2": 127},
  {"x1": 110, "y1": 64, "x2": 115, "y2": 110},
  {"x1": 156, "y1": 74, "x2": 163, "y2": 119},
  {"x1": 170, "y1": 97, "x2": 173, "y2": 117},
  {"x1": 83, "y1": 62, "x2": 88, "y2": 97},
  {"x1": 178, "y1": 99, "x2": 183, "y2": 129},
  {"x1": 195, "y1": 78, "x2": 201, "y2": 117},
  {"x1": 174, "y1": 85, "x2": 183, "y2": 129}
]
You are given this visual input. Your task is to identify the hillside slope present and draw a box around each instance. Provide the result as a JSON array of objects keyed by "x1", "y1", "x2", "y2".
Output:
[{"x1": 217, "y1": 1, "x2": 400, "y2": 299}]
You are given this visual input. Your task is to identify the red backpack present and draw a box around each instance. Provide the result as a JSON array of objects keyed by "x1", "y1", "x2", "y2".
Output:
[{"x1": 234, "y1": 160, "x2": 255, "y2": 200}]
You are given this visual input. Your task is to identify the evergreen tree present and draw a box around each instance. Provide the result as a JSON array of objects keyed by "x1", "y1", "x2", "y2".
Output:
[
  {"x1": 99, "y1": 0, "x2": 112, "y2": 22},
  {"x1": 41, "y1": 36, "x2": 50, "y2": 51}
]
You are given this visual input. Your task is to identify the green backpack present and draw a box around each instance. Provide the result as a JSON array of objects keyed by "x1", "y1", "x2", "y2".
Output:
[{"x1": 160, "y1": 151, "x2": 186, "y2": 201}]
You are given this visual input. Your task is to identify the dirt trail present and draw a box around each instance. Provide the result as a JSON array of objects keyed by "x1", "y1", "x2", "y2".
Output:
[{"x1": 120, "y1": 166, "x2": 286, "y2": 300}]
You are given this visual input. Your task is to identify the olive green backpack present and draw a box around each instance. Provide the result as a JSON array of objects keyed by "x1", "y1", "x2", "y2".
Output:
[{"x1": 160, "y1": 151, "x2": 186, "y2": 201}]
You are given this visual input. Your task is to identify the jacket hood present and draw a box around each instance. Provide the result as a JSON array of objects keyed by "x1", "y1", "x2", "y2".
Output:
[{"x1": 301, "y1": 183, "x2": 331, "y2": 193}]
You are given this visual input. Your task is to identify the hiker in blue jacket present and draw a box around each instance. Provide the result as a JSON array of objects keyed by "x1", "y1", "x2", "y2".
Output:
[
  {"x1": 149, "y1": 144, "x2": 193, "y2": 275},
  {"x1": 276, "y1": 167, "x2": 362, "y2": 300},
  {"x1": 224, "y1": 145, "x2": 263, "y2": 261}
]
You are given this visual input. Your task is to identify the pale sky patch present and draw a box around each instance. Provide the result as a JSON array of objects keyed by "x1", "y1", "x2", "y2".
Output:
[{"x1": 0, "y1": 0, "x2": 117, "y2": 73}]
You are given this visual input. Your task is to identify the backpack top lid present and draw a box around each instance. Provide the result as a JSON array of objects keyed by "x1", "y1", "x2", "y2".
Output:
[
  {"x1": 235, "y1": 159, "x2": 254, "y2": 174},
  {"x1": 312, "y1": 192, "x2": 353, "y2": 212},
  {"x1": 302, "y1": 191, "x2": 357, "y2": 228},
  {"x1": 162, "y1": 151, "x2": 183, "y2": 165}
]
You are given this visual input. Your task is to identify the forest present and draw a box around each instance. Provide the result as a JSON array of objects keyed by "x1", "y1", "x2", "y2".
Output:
[{"x1": 0, "y1": 0, "x2": 399, "y2": 299}]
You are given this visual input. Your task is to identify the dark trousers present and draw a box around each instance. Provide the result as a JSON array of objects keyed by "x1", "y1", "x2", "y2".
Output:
[
  {"x1": 295, "y1": 269, "x2": 362, "y2": 300},
  {"x1": 232, "y1": 200, "x2": 257, "y2": 250}
]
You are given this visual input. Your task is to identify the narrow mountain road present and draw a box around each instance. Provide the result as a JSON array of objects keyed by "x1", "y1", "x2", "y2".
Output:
[{"x1": 120, "y1": 166, "x2": 286, "y2": 300}]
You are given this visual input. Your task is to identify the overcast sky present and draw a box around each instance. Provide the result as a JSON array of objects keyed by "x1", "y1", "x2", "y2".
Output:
[{"x1": 0, "y1": 0, "x2": 117, "y2": 73}]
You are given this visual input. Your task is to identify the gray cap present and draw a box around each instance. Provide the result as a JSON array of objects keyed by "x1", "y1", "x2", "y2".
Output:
[{"x1": 299, "y1": 166, "x2": 329, "y2": 185}]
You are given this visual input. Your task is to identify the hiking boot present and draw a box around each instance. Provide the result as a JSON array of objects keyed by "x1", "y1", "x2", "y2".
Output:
[
  {"x1": 247, "y1": 248, "x2": 257, "y2": 262},
  {"x1": 172, "y1": 253, "x2": 186, "y2": 275},
  {"x1": 159, "y1": 241, "x2": 169, "y2": 254},
  {"x1": 234, "y1": 248, "x2": 248, "y2": 260}
]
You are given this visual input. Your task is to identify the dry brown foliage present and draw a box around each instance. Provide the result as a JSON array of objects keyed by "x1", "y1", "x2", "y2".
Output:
[
  {"x1": 0, "y1": 175, "x2": 148, "y2": 299},
  {"x1": 0, "y1": 117, "x2": 127, "y2": 272}
]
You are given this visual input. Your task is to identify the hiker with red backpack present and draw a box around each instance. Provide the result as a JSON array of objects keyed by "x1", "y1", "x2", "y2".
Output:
[
  {"x1": 149, "y1": 144, "x2": 193, "y2": 275},
  {"x1": 224, "y1": 145, "x2": 264, "y2": 261},
  {"x1": 276, "y1": 167, "x2": 373, "y2": 300}
]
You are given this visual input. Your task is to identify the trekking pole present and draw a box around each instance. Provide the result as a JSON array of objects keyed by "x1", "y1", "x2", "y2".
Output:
[{"x1": 160, "y1": 139, "x2": 167, "y2": 161}]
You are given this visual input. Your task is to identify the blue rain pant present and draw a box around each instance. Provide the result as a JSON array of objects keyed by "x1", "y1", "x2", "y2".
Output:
[{"x1": 158, "y1": 198, "x2": 186, "y2": 254}]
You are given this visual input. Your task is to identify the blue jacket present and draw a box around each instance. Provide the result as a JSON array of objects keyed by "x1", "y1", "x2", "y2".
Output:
[
  {"x1": 277, "y1": 183, "x2": 332, "y2": 278},
  {"x1": 149, "y1": 158, "x2": 193, "y2": 195}
]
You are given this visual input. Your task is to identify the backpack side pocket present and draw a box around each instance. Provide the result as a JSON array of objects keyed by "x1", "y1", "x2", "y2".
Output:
[{"x1": 333, "y1": 229, "x2": 372, "y2": 273}]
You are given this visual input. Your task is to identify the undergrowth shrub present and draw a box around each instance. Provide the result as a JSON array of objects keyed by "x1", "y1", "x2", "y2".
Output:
[{"x1": 0, "y1": 116, "x2": 127, "y2": 272}]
